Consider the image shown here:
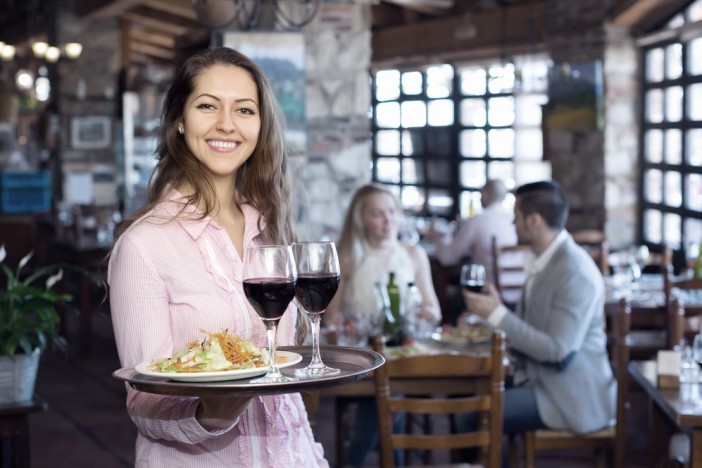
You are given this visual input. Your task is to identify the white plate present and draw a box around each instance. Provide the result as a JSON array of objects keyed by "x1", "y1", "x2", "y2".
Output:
[
  {"x1": 430, "y1": 332, "x2": 468, "y2": 346},
  {"x1": 135, "y1": 351, "x2": 303, "y2": 383}
]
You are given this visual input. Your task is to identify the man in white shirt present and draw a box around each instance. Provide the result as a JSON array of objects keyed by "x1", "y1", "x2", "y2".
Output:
[
  {"x1": 433, "y1": 179, "x2": 517, "y2": 285},
  {"x1": 461, "y1": 180, "x2": 615, "y2": 438},
  {"x1": 431, "y1": 180, "x2": 517, "y2": 323}
]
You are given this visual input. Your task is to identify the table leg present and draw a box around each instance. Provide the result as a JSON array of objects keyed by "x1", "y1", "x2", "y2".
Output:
[
  {"x1": 14, "y1": 415, "x2": 30, "y2": 468},
  {"x1": 80, "y1": 272, "x2": 92, "y2": 355},
  {"x1": 692, "y1": 429, "x2": 702, "y2": 468},
  {"x1": 649, "y1": 399, "x2": 676, "y2": 468}
]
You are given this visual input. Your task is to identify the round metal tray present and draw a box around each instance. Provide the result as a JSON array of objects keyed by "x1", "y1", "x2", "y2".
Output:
[{"x1": 112, "y1": 345, "x2": 384, "y2": 397}]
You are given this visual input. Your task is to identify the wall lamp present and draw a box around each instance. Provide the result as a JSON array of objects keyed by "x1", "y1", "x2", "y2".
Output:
[{"x1": 31, "y1": 41, "x2": 83, "y2": 62}]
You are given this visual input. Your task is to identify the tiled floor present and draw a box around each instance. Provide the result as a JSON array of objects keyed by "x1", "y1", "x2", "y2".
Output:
[{"x1": 22, "y1": 309, "x2": 651, "y2": 467}]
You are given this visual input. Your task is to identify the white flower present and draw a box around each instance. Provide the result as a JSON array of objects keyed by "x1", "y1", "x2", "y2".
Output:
[
  {"x1": 18, "y1": 251, "x2": 33, "y2": 270},
  {"x1": 0, "y1": 245, "x2": 5, "y2": 264},
  {"x1": 46, "y1": 269, "x2": 64, "y2": 290}
]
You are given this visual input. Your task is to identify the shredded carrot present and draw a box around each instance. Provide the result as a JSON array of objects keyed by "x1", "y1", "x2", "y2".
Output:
[{"x1": 156, "y1": 329, "x2": 266, "y2": 373}]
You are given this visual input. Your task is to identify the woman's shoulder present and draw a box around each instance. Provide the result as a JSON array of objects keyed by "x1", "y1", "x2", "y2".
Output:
[{"x1": 402, "y1": 242, "x2": 430, "y2": 262}]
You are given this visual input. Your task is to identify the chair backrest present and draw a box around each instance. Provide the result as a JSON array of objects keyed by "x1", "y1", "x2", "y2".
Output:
[
  {"x1": 612, "y1": 298, "x2": 631, "y2": 468},
  {"x1": 572, "y1": 229, "x2": 609, "y2": 276},
  {"x1": 373, "y1": 331, "x2": 506, "y2": 468},
  {"x1": 666, "y1": 273, "x2": 702, "y2": 346},
  {"x1": 491, "y1": 236, "x2": 527, "y2": 307}
]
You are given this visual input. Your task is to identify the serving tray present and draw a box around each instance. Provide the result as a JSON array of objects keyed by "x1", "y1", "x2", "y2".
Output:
[{"x1": 112, "y1": 345, "x2": 384, "y2": 397}]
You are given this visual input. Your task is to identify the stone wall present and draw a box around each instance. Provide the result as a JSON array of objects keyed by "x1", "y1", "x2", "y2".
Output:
[
  {"x1": 603, "y1": 24, "x2": 639, "y2": 250},
  {"x1": 294, "y1": 0, "x2": 372, "y2": 241},
  {"x1": 543, "y1": 0, "x2": 638, "y2": 248}
]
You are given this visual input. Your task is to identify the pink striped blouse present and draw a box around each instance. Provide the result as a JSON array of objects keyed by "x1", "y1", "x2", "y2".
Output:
[{"x1": 108, "y1": 189, "x2": 328, "y2": 467}]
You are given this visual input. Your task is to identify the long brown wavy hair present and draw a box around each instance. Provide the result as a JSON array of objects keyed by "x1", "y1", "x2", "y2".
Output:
[
  {"x1": 112, "y1": 47, "x2": 306, "y2": 342},
  {"x1": 114, "y1": 47, "x2": 294, "y2": 246}
]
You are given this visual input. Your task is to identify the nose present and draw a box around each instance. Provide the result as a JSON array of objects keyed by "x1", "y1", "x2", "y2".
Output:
[{"x1": 216, "y1": 110, "x2": 236, "y2": 133}]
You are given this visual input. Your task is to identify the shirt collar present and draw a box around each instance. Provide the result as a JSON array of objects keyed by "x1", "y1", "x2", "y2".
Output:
[
  {"x1": 524, "y1": 229, "x2": 569, "y2": 276},
  {"x1": 160, "y1": 187, "x2": 261, "y2": 242}
]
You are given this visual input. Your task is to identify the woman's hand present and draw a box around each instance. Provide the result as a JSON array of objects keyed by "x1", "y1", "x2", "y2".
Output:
[
  {"x1": 463, "y1": 282, "x2": 502, "y2": 320},
  {"x1": 196, "y1": 396, "x2": 253, "y2": 430}
]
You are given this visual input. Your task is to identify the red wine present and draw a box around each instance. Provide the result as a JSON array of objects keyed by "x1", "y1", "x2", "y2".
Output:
[
  {"x1": 463, "y1": 281, "x2": 484, "y2": 293},
  {"x1": 295, "y1": 272, "x2": 340, "y2": 313},
  {"x1": 243, "y1": 278, "x2": 296, "y2": 320}
]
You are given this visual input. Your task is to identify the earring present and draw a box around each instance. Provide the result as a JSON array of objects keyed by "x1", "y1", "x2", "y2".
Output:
[{"x1": 178, "y1": 125, "x2": 184, "y2": 135}]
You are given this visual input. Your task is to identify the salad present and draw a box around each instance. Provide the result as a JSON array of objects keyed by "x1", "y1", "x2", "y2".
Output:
[{"x1": 152, "y1": 330, "x2": 268, "y2": 373}]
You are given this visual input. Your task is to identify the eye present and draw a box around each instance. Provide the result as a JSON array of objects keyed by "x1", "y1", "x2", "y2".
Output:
[
  {"x1": 238, "y1": 107, "x2": 256, "y2": 116},
  {"x1": 196, "y1": 103, "x2": 215, "y2": 110}
]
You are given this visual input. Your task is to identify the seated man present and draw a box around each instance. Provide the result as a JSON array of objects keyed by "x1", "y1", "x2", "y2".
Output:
[
  {"x1": 431, "y1": 179, "x2": 516, "y2": 323},
  {"x1": 433, "y1": 179, "x2": 516, "y2": 283},
  {"x1": 462, "y1": 180, "x2": 616, "y2": 437}
]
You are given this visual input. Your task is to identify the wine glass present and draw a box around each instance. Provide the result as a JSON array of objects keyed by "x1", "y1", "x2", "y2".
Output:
[
  {"x1": 461, "y1": 263, "x2": 486, "y2": 293},
  {"x1": 292, "y1": 241, "x2": 341, "y2": 377},
  {"x1": 627, "y1": 245, "x2": 649, "y2": 293},
  {"x1": 242, "y1": 245, "x2": 298, "y2": 384},
  {"x1": 693, "y1": 333, "x2": 702, "y2": 382}
]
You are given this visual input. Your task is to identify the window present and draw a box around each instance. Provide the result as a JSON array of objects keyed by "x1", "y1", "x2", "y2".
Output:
[
  {"x1": 371, "y1": 56, "x2": 549, "y2": 219},
  {"x1": 640, "y1": 0, "x2": 702, "y2": 251}
]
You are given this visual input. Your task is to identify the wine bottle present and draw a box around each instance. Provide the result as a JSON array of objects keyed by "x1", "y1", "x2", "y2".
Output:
[{"x1": 385, "y1": 272, "x2": 402, "y2": 345}]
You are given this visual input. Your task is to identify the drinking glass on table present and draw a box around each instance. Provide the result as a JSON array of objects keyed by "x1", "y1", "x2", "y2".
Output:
[
  {"x1": 693, "y1": 333, "x2": 702, "y2": 381},
  {"x1": 292, "y1": 241, "x2": 341, "y2": 377},
  {"x1": 461, "y1": 263, "x2": 486, "y2": 293},
  {"x1": 242, "y1": 245, "x2": 298, "y2": 384},
  {"x1": 627, "y1": 245, "x2": 649, "y2": 290}
]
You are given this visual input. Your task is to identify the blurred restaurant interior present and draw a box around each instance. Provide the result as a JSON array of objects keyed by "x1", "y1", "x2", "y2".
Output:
[{"x1": 1, "y1": 0, "x2": 702, "y2": 466}]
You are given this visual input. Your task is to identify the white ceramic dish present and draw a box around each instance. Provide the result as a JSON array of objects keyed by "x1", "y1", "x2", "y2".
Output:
[{"x1": 134, "y1": 351, "x2": 303, "y2": 383}]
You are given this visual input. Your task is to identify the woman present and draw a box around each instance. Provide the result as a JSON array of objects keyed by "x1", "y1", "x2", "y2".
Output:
[
  {"x1": 327, "y1": 184, "x2": 440, "y2": 330},
  {"x1": 108, "y1": 47, "x2": 326, "y2": 467},
  {"x1": 326, "y1": 184, "x2": 440, "y2": 467}
]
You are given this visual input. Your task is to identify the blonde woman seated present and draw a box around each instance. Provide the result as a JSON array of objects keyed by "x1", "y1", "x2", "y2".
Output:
[
  {"x1": 326, "y1": 183, "x2": 441, "y2": 335},
  {"x1": 325, "y1": 183, "x2": 441, "y2": 468}
]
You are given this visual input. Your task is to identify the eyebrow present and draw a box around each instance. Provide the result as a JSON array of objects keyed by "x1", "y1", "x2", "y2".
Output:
[{"x1": 193, "y1": 93, "x2": 258, "y2": 106}]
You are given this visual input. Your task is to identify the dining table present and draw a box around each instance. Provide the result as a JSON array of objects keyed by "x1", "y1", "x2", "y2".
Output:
[{"x1": 629, "y1": 360, "x2": 702, "y2": 467}]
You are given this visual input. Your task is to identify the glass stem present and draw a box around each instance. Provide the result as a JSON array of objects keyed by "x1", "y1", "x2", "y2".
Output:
[
  {"x1": 265, "y1": 319, "x2": 282, "y2": 377},
  {"x1": 308, "y1": 312, "x2": 325, "y2": 369}
]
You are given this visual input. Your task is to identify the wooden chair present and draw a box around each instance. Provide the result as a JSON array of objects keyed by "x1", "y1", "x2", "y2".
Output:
[
  {"x1": 611, "y1": 244, "x2": 672, "y2": 360},
  {"x1": 572, "y1": 229, "x2": 610, "y2": 276},
  {"x1": 661, "y1": 250, "x2": 702, "y2": 346},
  {"x1": 491, "y1": 236, "x2": 528, "y2": 308},
  {"x1": 373, "y1": 331, "x2": 506, "y2": 468},
  {"x1": 519, "y1": 298, "x2": 631, "y2": 468}
]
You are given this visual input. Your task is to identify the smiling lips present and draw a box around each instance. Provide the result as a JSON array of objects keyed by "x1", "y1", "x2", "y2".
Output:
[{"x1": 208, "y1": 139, "x2": 240, "y2": 152}]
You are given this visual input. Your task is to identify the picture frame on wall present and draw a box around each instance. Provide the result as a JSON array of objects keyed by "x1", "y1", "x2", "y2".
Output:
[
  {"x1": 217, "y1": 30, "x2": 306, "y2": 155},
  {"x1": 71, "y1": 116, "x2": 112, "y2": 150}
]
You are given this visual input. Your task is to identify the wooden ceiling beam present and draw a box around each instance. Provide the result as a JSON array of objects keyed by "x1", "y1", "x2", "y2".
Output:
[
  {"x1": 129, "y1": 41, "x2": 176, "y2": 61},
  {"x1": 145, "y1": 0, "x2": 198, "y2": 21},
  {"x1": 120, "y1": 6, "x2": 198, "y2": 36},
  {"x1": 128, "y1": 28, "x2": 176, "y2": 49},
  {"x1": 74, "y1": 0, "x2": 144, "y2": 19},
  {"x1": 372, "y1": 1, "x2": 547, "y2": 64},
  {"x1": 610, "y1": 0, "x2": 688, "y2": 30}
]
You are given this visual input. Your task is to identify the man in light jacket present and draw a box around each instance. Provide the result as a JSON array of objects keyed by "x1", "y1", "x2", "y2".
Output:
[{"x1": 463, "y1": 180, "x2": 616, "y2": 435}]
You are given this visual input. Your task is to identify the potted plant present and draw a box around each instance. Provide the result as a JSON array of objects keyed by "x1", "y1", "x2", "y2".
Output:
[{"x1": 0, "y1": 244, "x2": 74, "y2": 404}]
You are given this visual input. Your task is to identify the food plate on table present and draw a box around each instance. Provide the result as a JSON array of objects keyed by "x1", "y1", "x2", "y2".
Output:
[
  {"x1": 431, "y1": 322, "x2": 492, "y2": 347},
  {"x1": 134, "y1": 351, "x2": 303, "y2": 383}
]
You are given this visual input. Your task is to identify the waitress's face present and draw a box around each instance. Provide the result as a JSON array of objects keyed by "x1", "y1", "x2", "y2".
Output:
[
  {"x1": 181, "y1": 64, "x2": 261, "y2": 182},
  {"x1": 361, "y1": 192, "x2": 399, "y2": 242}
]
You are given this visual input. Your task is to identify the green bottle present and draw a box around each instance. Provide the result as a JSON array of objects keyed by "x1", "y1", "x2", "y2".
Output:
[
  {"x1": 695, "y1": 244, "x2": 702, "y2": 279},
  {"x1": 385, "y1": 272, "x2": 402, "y2": 345}
]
